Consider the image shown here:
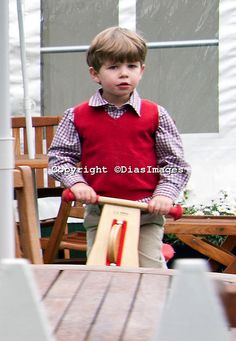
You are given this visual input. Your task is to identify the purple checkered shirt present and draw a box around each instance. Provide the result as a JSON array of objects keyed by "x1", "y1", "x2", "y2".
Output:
[{"x1": 48, "y1": 89, "x2": 191, "y2": 202}]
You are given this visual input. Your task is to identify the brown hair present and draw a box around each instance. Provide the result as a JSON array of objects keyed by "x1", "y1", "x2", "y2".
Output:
[{"x1": 86, "y1": 27, "x2": 147, "y2": 71}]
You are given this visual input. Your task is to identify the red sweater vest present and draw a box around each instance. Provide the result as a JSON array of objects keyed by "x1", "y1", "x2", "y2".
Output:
[{"x1": 73, "y1": 100, "x2": 160, "y2": 200}]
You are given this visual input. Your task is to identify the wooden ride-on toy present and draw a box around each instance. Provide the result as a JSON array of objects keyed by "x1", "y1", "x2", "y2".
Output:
[{"x1": 62, "y1": 189, "x2": 182, "y2": 267}]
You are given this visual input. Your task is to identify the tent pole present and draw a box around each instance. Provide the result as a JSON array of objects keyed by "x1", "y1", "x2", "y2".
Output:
[{"x1": 16, "y1": 0, "x2": 35, "y2": 159}]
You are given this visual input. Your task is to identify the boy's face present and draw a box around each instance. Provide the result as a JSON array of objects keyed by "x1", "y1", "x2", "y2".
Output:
[{"x1": 89, "y1": 60, "x2": 145, "y2": 106}]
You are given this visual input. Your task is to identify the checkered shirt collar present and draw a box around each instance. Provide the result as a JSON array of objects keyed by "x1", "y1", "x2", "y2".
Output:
[{"x1": 88, "y1": 88, "x2": 142, "y2": 116}]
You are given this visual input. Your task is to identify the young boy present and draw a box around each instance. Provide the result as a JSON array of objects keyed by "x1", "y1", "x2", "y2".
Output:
[{"x1": 48, "y1": 26, "x2": 191, "y2": 268}]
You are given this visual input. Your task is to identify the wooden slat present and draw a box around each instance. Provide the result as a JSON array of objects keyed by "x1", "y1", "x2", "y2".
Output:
[
  {"x1": 15, "y1": 155, "x2": 48, "y2": 168},
  {"x1": 123, "y1": 274, "x2": 170, "y2": 340},
  {"x1": 15, "y1": 223, "x2": 23, "y2": 258},
  {"x1": 31, "y1": 264, "x2": 236, "y2": 282},
  {"x1": 13, "y1": 169, "x2": 24, "y2": 188},
  {"x1": 35, "y1": 125, "x2": 44, "y2": 187},
  {"x1": 177, "y1": 234, "x2": 235, "y2": 266},
  {"x1": 23, "y1": 127, "x2": 28, "y2": 153},
  {"x1": 12, "y1": 116, "x2": 62, "y2": 190},
  {"x1": 165, "y1": 219, "x2": 236, "y2": 235},
  {"x1": 56, "y1": 271, "x2": 113, "y2": 341},
  {"x1": 35, "y1": 126, "x2": 43, "y2": 153},
  {"x1": 86, "y1": 271, "x2": 140, "y2": 341},
  {"x1": 45, "y1": 124, "x2": 57, "y2": 187},
  {"x1": 36, "y1": 169, "x2": 44, "y2": 188},
  {"x1": 224, "y1": 259, "x2": 236, "y2": 274},
  {"x1": 11, "y1": 116, "x2": 61, "y2": 128},
  {"x1": 12, "y1": 128, "x2": 21, "y2": 156},
  {"x1": 69, "y1": 206, "x2": 85, "y2": 218},
  {"x1": 221, "y1": 236, "x2": 236, "y2": 250},
  {"x1": 16, "y1": 166, "x2": 43, "y2": 264},
  {"x1": 33, "y1": 268, "x2": 61, "y2": 297},
  {"x1": 43, "y1": 200, "x2": 73, "y2": 263},
  {"x1": 31, "y1": 116, "x2": 61, "y2": 127},
  {"x1": 175, "y1": 215, "x2": 236, "y2": 220},
  {"x1": 40, "y1": 234, "x2": 87, "y2": 252},
  {"x1": 31, "y1": 266, "x2": 236, "y2": 340},
  {"x1": 43, "y1": 270, "x2": 88, "y2": 333},
  {"x1": 46, "y1": 125, "x2": 55, "y2": 149}
]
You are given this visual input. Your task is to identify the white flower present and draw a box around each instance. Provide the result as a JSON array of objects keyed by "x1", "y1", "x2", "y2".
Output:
[
  {"x1": 194, "y1": 210, "x2": 205, "y2": 216},
  {"x1": 179, "y1": 190, "x2": 236, "y2": 217},
  {"x1": 211, "y1": 210, "x2": 220, "y2": 216}
]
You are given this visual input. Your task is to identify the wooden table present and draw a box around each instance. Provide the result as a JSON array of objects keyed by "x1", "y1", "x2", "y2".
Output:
[
  {"x1": 165, "y1": 215, "x2": 236, "y2": 273},
  {"x1": 32, "y1": 265, "x2": 236, "y2": 341}
]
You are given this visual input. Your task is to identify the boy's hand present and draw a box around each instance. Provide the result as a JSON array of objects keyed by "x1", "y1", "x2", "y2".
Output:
[
  {"x1": 148, "y1": 195, "x2": 173, "y2": 215},
  {"x1": 70, "y1": 182, "x2": 97, "y2": 204}
]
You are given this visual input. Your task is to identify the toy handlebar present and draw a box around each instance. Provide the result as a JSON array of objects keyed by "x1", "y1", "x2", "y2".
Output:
[{"x1": 62, "y1": 188, "x2": 183, "y2": 220}]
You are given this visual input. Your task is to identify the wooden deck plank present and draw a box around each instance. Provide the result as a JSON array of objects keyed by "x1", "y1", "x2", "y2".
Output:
[
  {"x1": 43, "y1": 270, "x2": 88, "y2": 334},
  {"x1": 45, "y1": 270, "x2": 87, "y2": 298},
  {"x1": 31, "y1": 266, "x2": 236, "y2": 340},
  {"x1": 56, "y1": 270, "x2": 113, "y2": 341},
  {"x1": 32, "y1": 268, "x2": 60, "y2": 297},
  {"x1": 43, "y1": 298, "x2": 72, "y2": 335},
  {"x1": 122, "y1": 274, "x2": 170, "y2": 340},
  {"x1": 31, "y1": 264, "x2": 236, "y2": 283},
  {"x1": 86, "y1": 271, "x2": 140, "y2": 341}
]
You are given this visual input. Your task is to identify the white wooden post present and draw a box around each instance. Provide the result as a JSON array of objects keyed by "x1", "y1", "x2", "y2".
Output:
[
  {"x1": 0, "y1": 259, "x2": 54, "y2": 341},
  {"x1": 0, "y1": 0, "x2": 15, "y2": 259},
  {"x1": 0, "y1": 2, "x2": 52, "y2": 340},
  {"x1": 153, "y1": 259, "x2": 230, "y2": 341}
]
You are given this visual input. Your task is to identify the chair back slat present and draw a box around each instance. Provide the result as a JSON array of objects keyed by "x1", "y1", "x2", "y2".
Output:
[
  {"x1": 35, "y1": 126, "x2": 43, "y2": 153},
  {"x1": 46, "y1": 125, "x2": 55, "y2": 149},
  {"x1": 23, "y1": 128, "x2": 28, "y2": 153},
  {"x1": 11, "y1": 116, "x2": 61, "y2": 189},
  {"x1": 12, "y1": 128, "x2": 21, "y2": 156}
]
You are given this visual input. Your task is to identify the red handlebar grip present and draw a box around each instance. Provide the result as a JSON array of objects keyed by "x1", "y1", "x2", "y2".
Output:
[
  {"x1": 62, "y1": 189, "x2": 183, "y2": 219},
  {"x1": 62, "y1": 189, "x2": 99, "y2": 203},
  {"x1": 62, "y1": 188, "x2": 75, "y2": 202},
  {"x1": 169, "y1": 204, "x2": 183, "y2": 220}
]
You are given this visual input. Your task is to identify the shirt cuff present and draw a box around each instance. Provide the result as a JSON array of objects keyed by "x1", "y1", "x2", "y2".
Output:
[
  {"x1": 60, "y1": 174, "x2": 88, "y2": 188},
  {"x1": 153, "y1": 183, "x2": 180, "y2": 202}
]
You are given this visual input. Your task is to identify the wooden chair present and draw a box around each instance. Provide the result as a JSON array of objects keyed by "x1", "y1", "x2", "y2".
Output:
[
  {"x1": 12, "y1": 115, "x2": 62, "y2": 197},
  {"x1": 165, "y1": 215, "x2": 236, "y2": 273},
  {"x1": 41, "y1": 199, "x2": 86, "y2": 263},
  {"x1": 12, "y1": 116, "x2": 71, "y2": 261},
  {"x1": 14, "y1": 166, "x2": 43, "y2": 264},
  {"x1": 12, "y1": 115, "x2": 65, "y2": 246}
]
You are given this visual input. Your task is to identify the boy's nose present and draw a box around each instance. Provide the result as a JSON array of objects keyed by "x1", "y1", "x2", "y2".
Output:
[{"x1": 119, "y1": 66, "x2": 129, "y2": 77}]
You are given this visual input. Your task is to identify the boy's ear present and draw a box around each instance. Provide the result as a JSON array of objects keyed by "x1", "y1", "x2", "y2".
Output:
[
  {"x1": 141, "y1": 63, "x2": 145, "y2": 76},
  {"x1": 89, "y1": 67, "x2": 100, "y2": 83}
]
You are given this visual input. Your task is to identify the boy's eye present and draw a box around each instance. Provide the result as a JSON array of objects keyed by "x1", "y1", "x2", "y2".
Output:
[
  {"x1": 128, "y1": 64, "x2": 138, "y2": 68},
  {"x1": 108, "y1": 65, "x2": 118, "y2": 70}
]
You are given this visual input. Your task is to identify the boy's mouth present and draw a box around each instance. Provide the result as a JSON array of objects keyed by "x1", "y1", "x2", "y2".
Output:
[{"x1": 117, "y1": 82, "x2": 130, "y2": 87}]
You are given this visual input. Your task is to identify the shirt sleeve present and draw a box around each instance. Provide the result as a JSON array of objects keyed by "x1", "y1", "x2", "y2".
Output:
[
  {"x1": 153, "y1": 105, "x2": 191, "y2": 201},
  {"x1": 47, "y1": 108, "x2": 88, "y2": 187}
]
